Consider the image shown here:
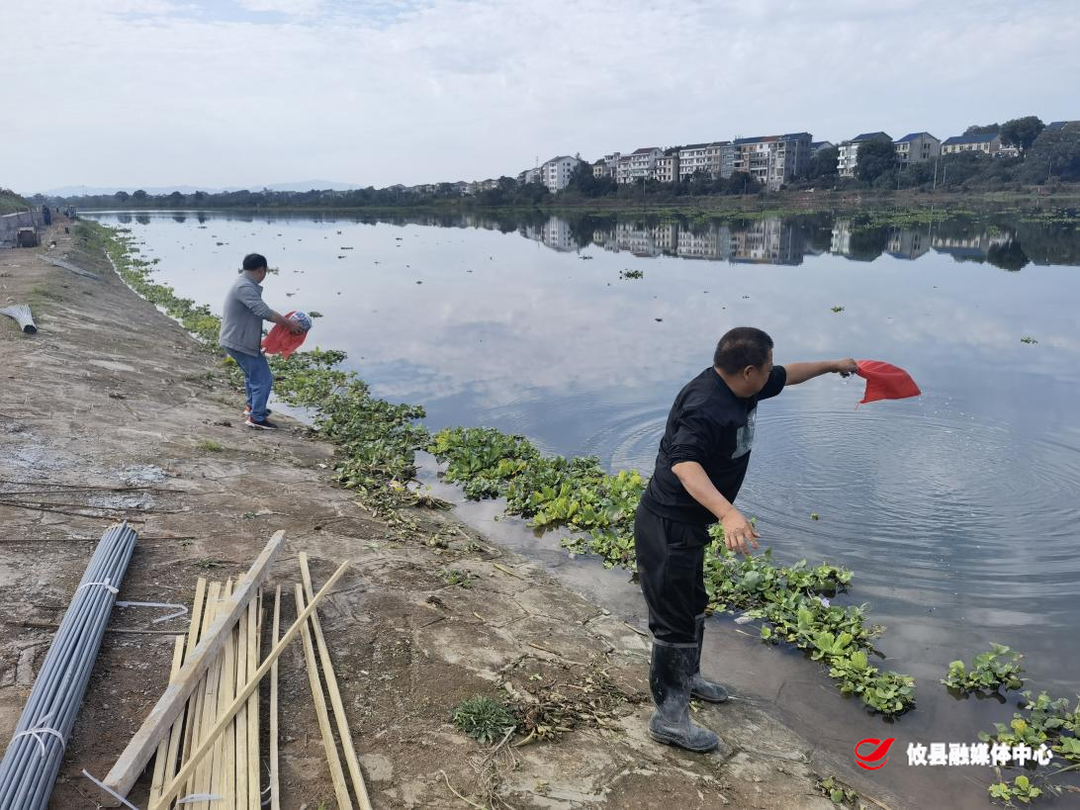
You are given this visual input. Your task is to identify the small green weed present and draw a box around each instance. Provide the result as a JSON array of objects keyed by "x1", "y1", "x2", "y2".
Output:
[
  {"x1": 193, "y1": 557, "x2": 224, "y2": 570},
  {"x1": 451, "y1": 695, "x2": 517, "y2": 744},
  {"x1": 198, "y1": 439, "x2": 223, "y2": 452},
  {"x1": 619, "y1": 269, "x2": 644, "y2": 279},
  {"x1": 815, "y1": 775, "x2": 859, "y2": 806},
  {"x1": 438, "y1": 568, "x2": 472, "y2": 588}
]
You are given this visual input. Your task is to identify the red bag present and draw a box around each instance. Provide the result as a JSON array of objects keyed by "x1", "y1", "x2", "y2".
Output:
[
  {"x1": 855, "y1": 360, "x2": 921, "y2": 404},
  {"x1": 261, "y1": 310, "x2": 309, "y2": 358}
]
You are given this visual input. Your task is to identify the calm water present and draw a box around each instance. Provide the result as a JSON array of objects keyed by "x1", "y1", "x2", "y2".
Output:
[{"x1": 87, "y1": 208, "x2": 1080, "y2": 807}]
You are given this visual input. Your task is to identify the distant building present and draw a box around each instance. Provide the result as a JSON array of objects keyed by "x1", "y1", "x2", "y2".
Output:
[
  {"x1": 539, "y1": 155, "x2": 583, "y2": 192},
  {"x1": 837, "y1": 132, "x2": 892, "y2": 177},
  {"x1": 593, "y1": 153, "x2": 620, "y2": 178},
  {"x1": 616, "y1": 147, "x2": 662, "y2": 184},
  {"x1": 519, "y1": 167, "x2": 542, "y2": 185},
  {"x1": 893, "y1": 132, "x2": 940, "y2": 166},
  {"x1": 1045, "y1": 120, "x2": 1080, "y2": 133},
  {"x1": 811, "y1": 141, "x2": 835, "y2": 154},
  {"x1": 725, "y1": 133, "x2": 812, "y2": 190},
  {"x1": 677, "y1": 142, "x2": 726, "y2": 180},
  {"x1": 653, "y1": 151, "x2": 680, "y2": 183},
  {"x1": 940, "y1": 133, "x2": 1001, "y2": 156}
]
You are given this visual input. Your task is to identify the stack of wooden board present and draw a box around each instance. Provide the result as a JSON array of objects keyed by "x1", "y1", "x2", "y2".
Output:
[
  {"x1": 89, "y1": 531, "x2": 373, "y2": 810},
  {"x1": 146, "y1": 577, "x2": 263, "y2": 809}
]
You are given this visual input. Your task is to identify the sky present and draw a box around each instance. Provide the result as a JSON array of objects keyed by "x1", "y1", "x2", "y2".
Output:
[{"x1": 3, "y1": 0, "x2": 1078, "y2": 194}]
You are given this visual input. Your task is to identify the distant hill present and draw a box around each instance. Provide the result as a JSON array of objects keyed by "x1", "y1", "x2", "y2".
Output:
[
  {"x1": 37, "y1": 180, "x2": 362, "y2": 197},
  {"x1": 0, "y1": 188, "x2": 30, "y2": 215}
]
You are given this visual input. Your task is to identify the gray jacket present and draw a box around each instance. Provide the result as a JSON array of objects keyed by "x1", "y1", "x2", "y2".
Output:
[{"x1": 220, "y1": 274, "x2": 274, "y2": 356}]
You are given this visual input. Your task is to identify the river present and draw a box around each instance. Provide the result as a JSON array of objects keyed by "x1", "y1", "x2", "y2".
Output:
[{"x1": 86, "y1": 207, "x2": 1080, "y2": 808}]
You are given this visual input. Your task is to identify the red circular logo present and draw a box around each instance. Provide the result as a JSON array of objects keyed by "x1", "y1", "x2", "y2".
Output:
[{"x1": 854, "y1": 737, "x2": 896, "y2": 770}]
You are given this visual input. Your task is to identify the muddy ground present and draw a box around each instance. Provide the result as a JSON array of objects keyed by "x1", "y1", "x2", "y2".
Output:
[{"x1": 0, "y1": 222, "x2": 887, "y2": 809}]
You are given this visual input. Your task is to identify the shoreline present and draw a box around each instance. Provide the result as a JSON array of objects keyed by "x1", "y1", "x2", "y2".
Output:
[
  {"x1": 0, "y1": 221, "x2": 877, "y2": 808},
  {"x1": 60, "y1": 186, "x2": 1080, "y2": 220}
]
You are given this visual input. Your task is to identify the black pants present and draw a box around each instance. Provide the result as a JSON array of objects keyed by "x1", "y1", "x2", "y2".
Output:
[{"x1": 634, "y1": 502, "x2": 709, "y2": 647}]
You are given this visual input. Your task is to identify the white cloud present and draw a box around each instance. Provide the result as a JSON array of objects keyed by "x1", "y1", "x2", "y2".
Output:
[
  {"x1": 4, "y1": 0, "x2": 1079, "y2": 191},
  {"x1": 234, "y1": 0, "x2": 323, "y2": 13}
]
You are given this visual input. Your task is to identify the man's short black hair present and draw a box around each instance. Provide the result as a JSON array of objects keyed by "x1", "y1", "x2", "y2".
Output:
[
  {"x1": 242, "y1": 253, "x2": 268, "y2": 272},
  {"x1": 713, "y1": 327, "x2": 774, "y2": 374}
]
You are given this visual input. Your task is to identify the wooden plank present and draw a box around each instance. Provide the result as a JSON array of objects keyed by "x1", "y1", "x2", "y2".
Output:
[
  {"x1": 193, "y1": 581, "x2": 226, "y2": 808},
  {"x1": 247, "y1": 596, "x2": 260, "y2": 810},
  {"x1": 188, "y1": 581, "x2": 221, "y2": 802},
  {"x1": 300, "y1": 554, "x2": 373, "y2": 810},
  {"x1": 155, "y1": 577, "x2": 207, "y2": 803},
  {"x1": 295, "y1": 583, "x2": 353, "y2": 810},
  {"x1": 179, "y1": 579, "x2": 215, "y2": 798},
  {"x1": 235, "y1": 597, "x2": 249, "y2": 810},
  {"x1": 149, "y1": 561, "x2": 350, "y2": 810},
  {"x1": 147, "y1": 635, "x2": 184, "y2": 803},
  {"x1": 269, "y1": 586, "x2": 281, "y2": 810},
  {"x1": 217, "y1": 581, "x2": 237, "y2": 810},
  {"x1": 100, "y1": 531, "x2": 285, "y2": 800}
]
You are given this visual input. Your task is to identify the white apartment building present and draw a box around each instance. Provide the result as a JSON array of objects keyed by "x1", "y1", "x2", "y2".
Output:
[
  {"x1": 593, "y1": 152, "x2": 621, "y2": 178},
  {"x1": 539, "y1": 155, "x2": 582, "y2": 192},
  {"x1": 678, "y1": 142, "x2": 725, "y2": 180},
  {"x1": 616, "y1": 147, "x2": 662, "y2": 184},
  {"x1": 653, "y1": 153, "x2": 679, "y2": 183},
  {"x1": 940, "y1": 133, "x2": 1002, "y2": 156},
  {"x1": 837, "y1": 132, "x2": 892, "y2": 177},
  {"x1": 726, "y1": 134, "x2": 812, "y2": 190}
]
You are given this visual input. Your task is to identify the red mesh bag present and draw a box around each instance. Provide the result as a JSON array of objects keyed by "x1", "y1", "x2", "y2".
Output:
[
  {"x1": 855, "y1": 360, "x2": 921, "y2": 404},
  {"x1": 261, "y1": 310, "x2": 309, "y2": 358}
]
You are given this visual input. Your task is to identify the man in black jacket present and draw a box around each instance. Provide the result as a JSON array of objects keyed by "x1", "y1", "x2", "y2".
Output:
[{"x1": 636, "y1": 326, "x2": 856, "y2": 752}]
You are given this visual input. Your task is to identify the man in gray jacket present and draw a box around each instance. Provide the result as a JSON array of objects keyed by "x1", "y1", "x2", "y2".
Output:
[{"x1": 219, "y1": 253, "x2": 302, "y2": 429}]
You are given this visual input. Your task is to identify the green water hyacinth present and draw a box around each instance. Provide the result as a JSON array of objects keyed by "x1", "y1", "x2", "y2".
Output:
[
  {"x1": 943, "y1": 643, "x2": 1025, "y2": 694},
  {"x1": 430, "y1": 426, "x2": 915, "y2": 717},
  {"x1": 430, "y1": 427, "x2": 646, "y2": 568}
]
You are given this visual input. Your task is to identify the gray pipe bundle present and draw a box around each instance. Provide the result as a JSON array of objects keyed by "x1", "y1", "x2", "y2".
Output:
[{"x1": 0, "y1": 523, "x2": 137, "y2": 809}]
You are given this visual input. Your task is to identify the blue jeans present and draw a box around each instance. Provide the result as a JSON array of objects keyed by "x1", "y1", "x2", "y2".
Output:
[{"x1": 226, "y1": 348, "x2": 273, "y2": 422}]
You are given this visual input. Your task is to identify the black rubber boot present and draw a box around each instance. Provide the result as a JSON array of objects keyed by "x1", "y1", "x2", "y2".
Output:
[
  {"x1": 648, "y1": 642, "x2": 720, "y2": 752},
  {"x1": 690, "y1": 614, "x2": 730, "y2": 703}
]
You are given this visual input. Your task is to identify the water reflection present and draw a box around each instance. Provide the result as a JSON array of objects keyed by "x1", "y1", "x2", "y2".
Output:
[{"x1": 488, "y1": 210, "x2": 1076, "y2": 269}]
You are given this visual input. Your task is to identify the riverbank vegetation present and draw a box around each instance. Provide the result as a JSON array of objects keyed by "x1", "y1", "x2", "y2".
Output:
[{"x1": 0, "y1": 187, "x2": 29, "y2": 215}]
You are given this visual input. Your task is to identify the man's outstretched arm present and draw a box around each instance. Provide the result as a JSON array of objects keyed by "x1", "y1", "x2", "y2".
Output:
[{"x1": 785, "y1": 358, "x2": 857, "y2": 385}]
